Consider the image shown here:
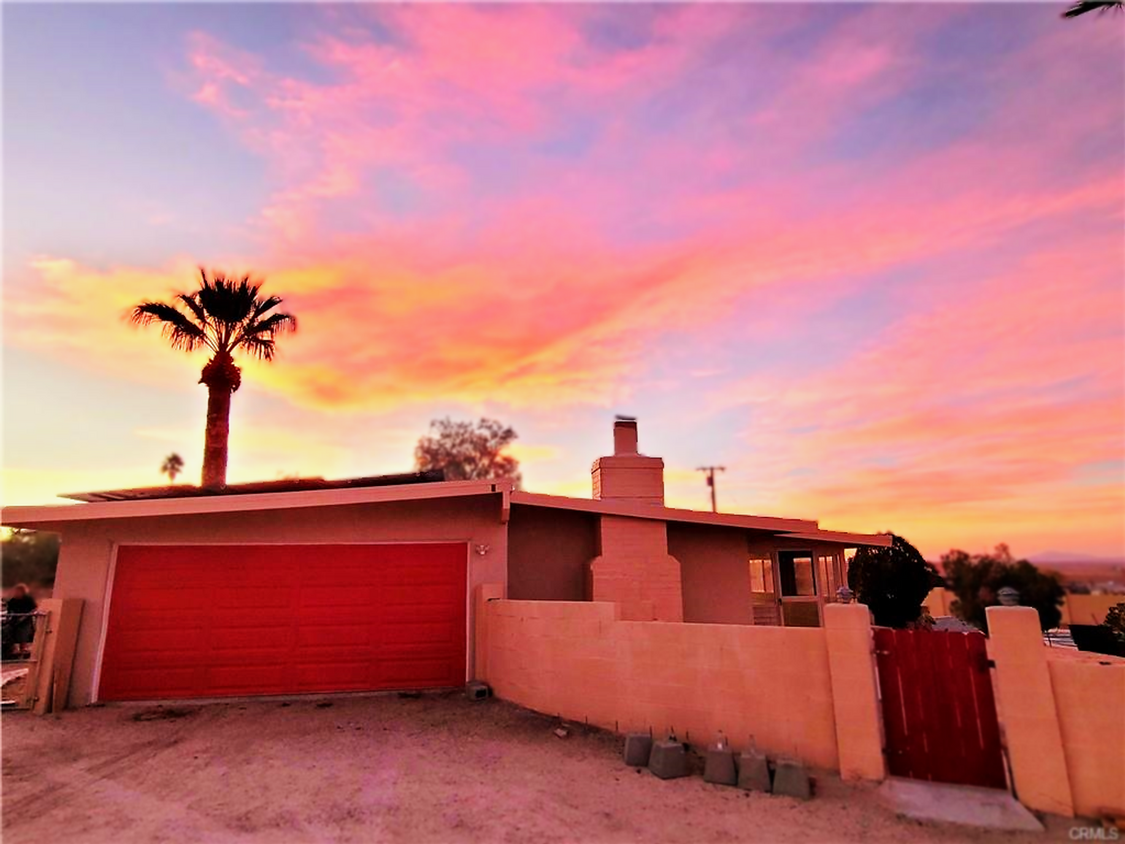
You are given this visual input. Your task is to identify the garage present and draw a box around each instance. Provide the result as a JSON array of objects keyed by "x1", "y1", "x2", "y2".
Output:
[{"x1": 97, "y1": 543, "x2": 468, "y2": 701}]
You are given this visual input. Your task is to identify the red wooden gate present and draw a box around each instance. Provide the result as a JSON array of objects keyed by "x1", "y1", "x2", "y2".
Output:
[{"x1": 874, "y1": 628, "x2": 1007, "y2": 789}]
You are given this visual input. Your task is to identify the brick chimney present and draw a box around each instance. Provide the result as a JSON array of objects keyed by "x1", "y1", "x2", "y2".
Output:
[
  {"x1": 587, "y1": 417, "x2": 683, "y2": 622},
  {"x1": 591, "y1": 416, "x2": 664, "y2": 505}
]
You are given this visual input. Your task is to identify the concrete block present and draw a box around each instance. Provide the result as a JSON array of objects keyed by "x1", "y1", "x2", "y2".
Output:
[
  {"x1": 466, "y1": 681, "x2": 491, "y2": 701},
  {"x1": 648, "y1": 740, "x2": 688, "y2": 779},
  {"x1": 624, "y1": 733, "x2": 653, "y2": 767},
  {"x1": 704, "y1": 748, "x2": 737, "y2": 786},
  {"x1": 773, "y1": 758, "x2": 811, "y2": 800},
  {"x1": 737, "y1": 749, "x2": 771, "y2": 792}
]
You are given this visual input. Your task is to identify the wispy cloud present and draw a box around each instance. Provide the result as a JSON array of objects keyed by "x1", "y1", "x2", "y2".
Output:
[{"x1": 4, "y1": 5, "x2": 1122, "y2": 554}]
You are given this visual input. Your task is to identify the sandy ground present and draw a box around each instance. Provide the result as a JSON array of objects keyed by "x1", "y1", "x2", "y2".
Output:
[{"x1": 2, "y1": 693, "x2": 1074, "y2": 843}]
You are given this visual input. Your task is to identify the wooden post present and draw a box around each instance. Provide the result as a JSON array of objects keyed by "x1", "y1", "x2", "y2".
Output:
[{"x1": 24, "y1": 599, "x2": 84, "y2": 715}]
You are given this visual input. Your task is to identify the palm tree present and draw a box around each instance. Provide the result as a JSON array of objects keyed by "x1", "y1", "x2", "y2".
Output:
[
  {"x1": 130, "y1": 269, "x2": 297, "y2": 488},
  {"x1": 1061, "y1": 0, "x2": 1123, "y2": 17},
  {"x1": 160, "y1": 453, "x2": 185, "y2": 484}
]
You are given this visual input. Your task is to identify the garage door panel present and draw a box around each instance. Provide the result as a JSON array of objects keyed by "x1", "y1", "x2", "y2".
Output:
[
  {"x1": 296, "y1": 661, "x2": 376, "y2": 690},
  {"x1": 295, "y1": 605, "x2": 377, "y2": 626},
  {"x1": 296, "y1": 623, "x2": 374, "y2": 648},
  {"x1": 214, "y1": 587, "x2": 294, "y2": 610},
  {"x1": 209, "y1": 626, "x2": 293, "y2": 651},
  {"x1": 205, "y1": 664, "x2": 288, "y2": 695},
  {"x1": 379, "y1": 657, "x2": 460, "y2": 686},
  {"x1": 111, "y1": 587, "x2": 212, "y2": 613},
  {"x1": 298, "y1": 586, "x2": 378, "y2": 608},
  {"x1": 210, "y1": 608, "x2": 294, "y2": 630},
  {"x1": 381, "y1": 621, "x2": 459, "y2": 645},
  {"x1": 113, "y1": 627, "x2": 210, "y2": 655},
  {"x1": 383, "y1": 582, "x2": 462, "y2": 605},
  {"x1": 100, "y1": 543, "x2": 467, "y2": 701},
  {"x1": 101, "y1": 666, "x2": 201, "y2": 699}
]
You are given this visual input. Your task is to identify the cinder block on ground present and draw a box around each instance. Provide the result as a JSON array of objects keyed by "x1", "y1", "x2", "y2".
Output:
[
  {"x1": 624, "y1": 734, "x2": 653, "y2": 767},
  {"x1": 648, "y1": 740, "x2": 688, "y2": 779},
  {"x1": 773, "y1": 758, "x2": 811, "y2": 800},
  {"x1": 737, "y1": 750, "x2": 771, "y2": 792},
  {"x1": 704, "y1": 748, "x2": 737, "y2": 786},
  {"x1": 465, "y1": 681, "x2": 491, "y2": 701}
]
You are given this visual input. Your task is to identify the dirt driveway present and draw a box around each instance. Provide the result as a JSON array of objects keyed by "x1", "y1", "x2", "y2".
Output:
[{"x1": 2, "y1": 693, "x2": 1067, "y2": 843}]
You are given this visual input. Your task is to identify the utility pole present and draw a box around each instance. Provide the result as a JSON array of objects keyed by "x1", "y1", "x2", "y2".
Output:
[{"x1": 696, "y1": 465, "x2": 725, "y2": 513}]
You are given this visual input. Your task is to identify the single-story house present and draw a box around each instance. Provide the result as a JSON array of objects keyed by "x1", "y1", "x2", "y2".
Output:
[{"x1": 0, "y1": 419, "x2": 888, "y2": 706}]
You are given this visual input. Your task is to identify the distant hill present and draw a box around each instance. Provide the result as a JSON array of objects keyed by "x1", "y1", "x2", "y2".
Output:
[{"x1": 1029, "y1": 551, "x2": 1125, "y2": 565}]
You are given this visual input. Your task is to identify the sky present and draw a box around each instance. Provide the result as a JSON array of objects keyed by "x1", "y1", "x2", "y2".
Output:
[{"x1": 2, "y1": 3, "x2": 1123, "y2": 560}]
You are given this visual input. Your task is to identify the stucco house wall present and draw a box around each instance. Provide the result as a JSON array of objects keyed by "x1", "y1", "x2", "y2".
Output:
[
  {"x1": 51, "y1": 496, "x2": 507, "y2": 707},
  {"x1": 506, "y1": 504, "x2": 596, "y2": 602},
  {"x1": 668, "y1": 523, "x2": 754, "y2": 625}
]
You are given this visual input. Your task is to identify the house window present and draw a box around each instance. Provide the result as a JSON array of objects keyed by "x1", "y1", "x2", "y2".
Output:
[
  {"x1": 818, "y1": 554, "x2": 837, "y2": 599},
  {"x1": 778, "y1": 550, "x2": 816, "y2": 597},
  {"x1": 749, "y1": 557, "x2": 774, "y2": 593}
]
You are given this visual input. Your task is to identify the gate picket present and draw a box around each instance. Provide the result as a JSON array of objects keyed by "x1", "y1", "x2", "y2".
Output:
[
  {"x1": 947, "y1": 634, "x2": 985, "y2": 783},
  {"x1": 874, "y1": 628, "x2": 910, "y2": 778},
  {"x1": 897, "y1": 630, "x2": 929, "y2": 779},
  {"x1": 966, "y1": 632, "x2": 1008, "y2": 789}
]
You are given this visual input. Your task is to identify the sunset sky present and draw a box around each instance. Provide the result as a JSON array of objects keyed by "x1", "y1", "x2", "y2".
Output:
[{"x1": 3, "y1": 4, "x2": 1123, "y2": 560}]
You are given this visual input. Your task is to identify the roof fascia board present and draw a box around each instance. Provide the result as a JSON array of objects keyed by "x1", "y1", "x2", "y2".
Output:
[
  {"x1": 509, "y1": 491, "x2": 818, "y2": 532},
  {"x1": 1, "y1": 480, "x2": 499, "y2": 528}
]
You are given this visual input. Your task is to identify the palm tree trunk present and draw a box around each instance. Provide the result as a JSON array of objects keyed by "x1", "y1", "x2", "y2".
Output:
[
  {"x1": 201, "y1": 383, "x2": 232, "y2": 488},
  {"x1": 199, "y1": 352, "x2": 241, "y2": 489}
]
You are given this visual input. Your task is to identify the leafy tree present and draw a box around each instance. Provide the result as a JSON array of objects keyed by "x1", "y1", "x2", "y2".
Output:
[
  {"x1": 942, "y1": 544, "x2": 1065, "y2": 632},
  {"x1": 1, "y1": 529, "x2": 60, "y2": 588},
  {"x1": 1102, "y1": 603, "x2": 1125, "y2": 646},
  {"x1": 130, "y1": 269, "x2": 297, "y2": 488},
  {"x1": 847, "y1": 533, "x2": 943, "y2": 628},
  {"x1": 161, "y1": 452, "x2": 185, "y2": 484},
  {"x1": 1061, "y1": 0, "x2": 1123, "y2": 18},
  {"x1": 414, "y1": 418, "x2": 522, "y2": 486}
]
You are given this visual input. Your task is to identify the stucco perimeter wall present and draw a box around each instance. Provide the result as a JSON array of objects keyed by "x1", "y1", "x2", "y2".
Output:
[
  {"x1": 1047, "y1": 654, "x2": 1125, "y2": 819},
  {"x1": 925, "y1": 588, "x2": 1122, "y2": 628},
  {"x1": 481, "y1": 599, "x2": 845, "y2": 772},
  {"x1": 987, "y1": 606, "x2": 1125, "y2": 820},
  {"x1": 53, "y1": 497, "x2": 507, "y2": 708}
]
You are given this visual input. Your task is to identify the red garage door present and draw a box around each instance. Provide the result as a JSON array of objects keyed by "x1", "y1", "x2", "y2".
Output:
[{"x1": 98, "y1": 543, "x2": 467, "y2": 701}]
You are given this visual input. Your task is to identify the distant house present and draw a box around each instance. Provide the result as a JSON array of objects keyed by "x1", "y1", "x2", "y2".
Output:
[{"x1": 0, "y1": 419, "x2": 887, "y2": 706}]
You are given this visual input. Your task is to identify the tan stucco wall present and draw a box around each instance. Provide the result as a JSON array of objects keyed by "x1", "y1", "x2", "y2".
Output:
[
  {"x1": 1060, "y1": 593, "x2": 1123, "y2": 627},
  {"x1": 51, "y1": 496, "x2": 507, "y2": 707},
  {"x1": 481, "y1": 598, "x2": 842, "y2": 771},
  {"x1": 506, "y1": 504, "x2": 596, "y2": 602},
  {"x1": 1048, "y1": 654, "x2": 1125, "y2": 819},
  {"x1": 926, "y1": 588, "x2": 1123, "y2": 629},
  {"x1": 668, "y1": 523, "x2": 754, "y2": 625}
]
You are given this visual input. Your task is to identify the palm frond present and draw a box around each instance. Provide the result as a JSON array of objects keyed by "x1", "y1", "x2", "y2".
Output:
[
  {"x1": 239, "y1": 335, "x2": 278, "y2": 361},
  {"x1": 1062, "y1": 0, "x2": 1123, "y2": 17},
  {"x1": 128, "y1": 302, "x2": 208, "y2": 352},
  {"x1": 175, "y1": 291, "x2": 211, "y2": 334}
]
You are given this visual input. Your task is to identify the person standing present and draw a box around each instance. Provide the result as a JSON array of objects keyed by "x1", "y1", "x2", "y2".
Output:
[{"x1": 5, "y1": 585, "x2": 38, "y2": 658}]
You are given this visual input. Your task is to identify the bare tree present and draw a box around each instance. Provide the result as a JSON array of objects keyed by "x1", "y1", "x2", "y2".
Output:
[{"x1": 414, "y1": 418, "x2": 522, "y2": 486}]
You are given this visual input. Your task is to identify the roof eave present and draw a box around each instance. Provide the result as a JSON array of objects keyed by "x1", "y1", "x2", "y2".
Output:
[
  {"x1": 1, "y1": 479, "x2": 506, "y2": 528},
  {"x1": 509, "y1": 491, "x2": 819, "y2": 533}
]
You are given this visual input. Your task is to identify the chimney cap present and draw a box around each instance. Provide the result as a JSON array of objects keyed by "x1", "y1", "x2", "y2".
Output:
[{"x1": 614, "y1": 414, "x2": 637, "y2": 423}]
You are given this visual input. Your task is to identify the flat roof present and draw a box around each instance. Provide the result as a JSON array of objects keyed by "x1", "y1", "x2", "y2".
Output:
[
  {"x1": 62, "y1": 471, "x2": 445, "y2": 503},
  {"x1": 2, "y1": 479, "x2": 890, "y2": 547}
]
